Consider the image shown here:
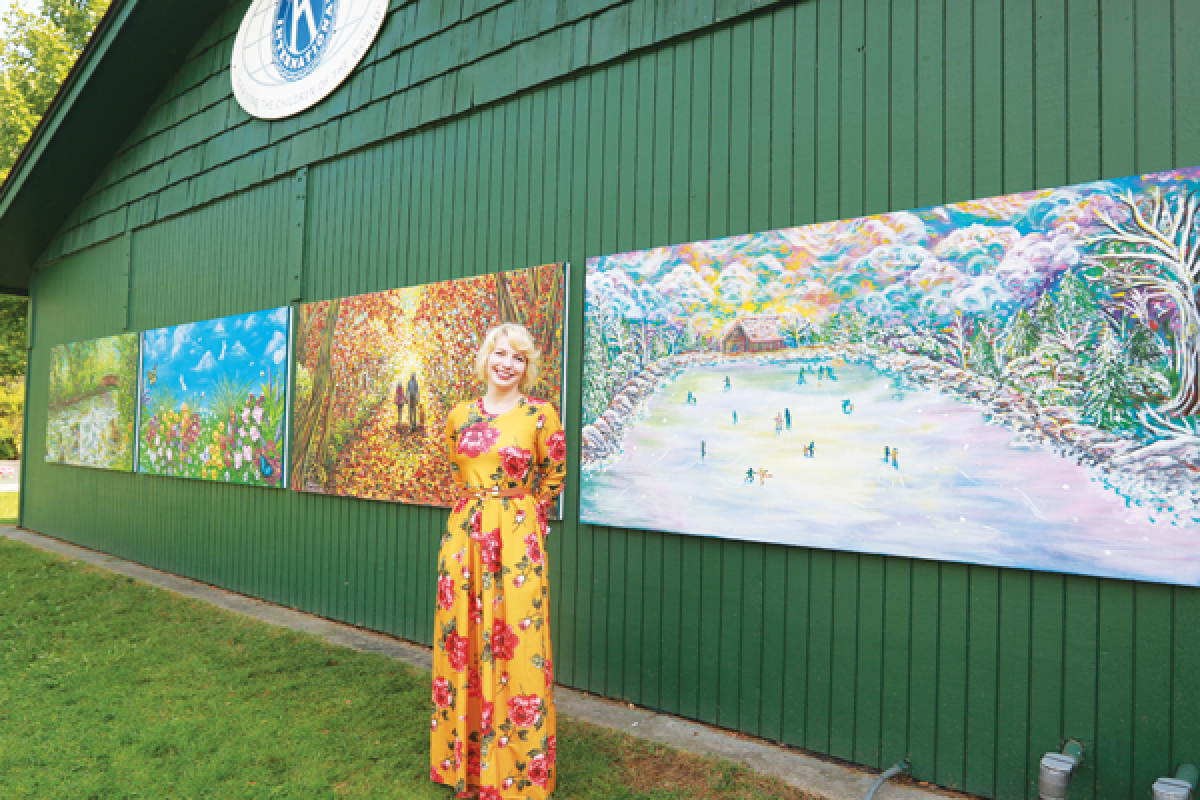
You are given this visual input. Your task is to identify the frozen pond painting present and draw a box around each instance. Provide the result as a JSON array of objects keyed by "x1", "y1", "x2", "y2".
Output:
[{"x1": 582, "y1": 167, "x2": 1200, "y2": 587}]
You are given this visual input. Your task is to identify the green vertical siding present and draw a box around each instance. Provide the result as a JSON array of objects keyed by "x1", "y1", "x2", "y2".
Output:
[{"x1": 18, "y1": 1, "x2": 1200, "y2": 798}]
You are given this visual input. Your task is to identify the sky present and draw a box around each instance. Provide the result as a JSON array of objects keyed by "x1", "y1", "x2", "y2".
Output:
[{"x1": 141, "y1": 307, "x2": 291, "y2": 413}]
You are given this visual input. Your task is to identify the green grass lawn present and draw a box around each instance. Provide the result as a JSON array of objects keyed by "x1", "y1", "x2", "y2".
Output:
[
  {"x1": 0, "y1": 537, "x2": 814, "y2": 799},
  {"x1": 0, "y1": 491, "x2": 17, "y2": 524}
]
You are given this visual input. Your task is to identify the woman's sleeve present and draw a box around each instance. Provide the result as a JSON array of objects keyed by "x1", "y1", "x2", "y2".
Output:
[
  {"x1": 444, "y1": 405, "x2": 466, "y2": 491},
  {"x1": 532, "y1": 402, "x2": 568, "y2": 506}
]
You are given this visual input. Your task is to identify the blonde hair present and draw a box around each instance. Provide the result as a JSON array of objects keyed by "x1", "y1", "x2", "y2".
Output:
[{"x1": 475, "y1": 323, "x2": 541, "y2": 392}]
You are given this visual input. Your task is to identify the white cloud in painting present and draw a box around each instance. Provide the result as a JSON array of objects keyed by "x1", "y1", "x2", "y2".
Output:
[
  {"x1": 170, "y1": 323, "x2": 195, "y2": 360},
  {"x1": 264, "y1": 330, "x2": 287, "y2": 361},
  {"x1": 230, "y1": 341, "x2": 249, "y2": 358},
  {"x1": 860, "y1": 211, "x2": 929, "y2": 245},
  {"x1": 212, "y1": 319, "x2": 227, "y2": 336},
  {"x1": 242, "y1": 314, "x2": 258, "y2": 331},
  {"x1": 715, "y1": 263, "x2": 758, "y2": 305},
  {"x1": 273, "y1": 347, "x2": 286, "y2": 364},
  {"x1": 142, "y1": 329, "x2": 168, "y2": 360},
  {"x1": 179, "y1": 374, "x2": 188, "y2": 392},
  {"x1": 858, "y1": 244, "x2": 930, "y2": 278},
  {"x1": 218, "y1": 341, "x2": 227, "y2": 361},
  {"x1": 655, "y1": 265, "x2": 714, "y2": 306},
  {"x1": 951, "y1": 275, "x2": 1011, "y2": 315},
  {"x1": 267, "y1": 307, "x2": 288, "y2": 327},
  {"x1": 193, "y1": 350, "x2": 217, "y2": 372}
]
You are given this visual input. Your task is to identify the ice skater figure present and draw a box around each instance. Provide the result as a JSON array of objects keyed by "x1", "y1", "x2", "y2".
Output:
[
  {"x1": 757, "y1": 467, "x2": 773, "y2": 486},
  {"x1": 745, "y1": 467, "x2": 755, "y2": 483},
  {"x1": 724, "y1": 376, "x2": 732, "y2": 390},
  {"x1": 842, "y1": 399, "x2": 853, "y2": 414},
  {"x1": 687, "y1": 390, "x2": 694, "y2": 404},
  {"x1": 804, "y1": 441, "x2": 815, "y2": 458},
  {"x1": 701, "y1": 440, "x2": 706, "y2": 460},
  {"x1": 732, "y1": 410, "x2": 738, "y2": 425},
  {"x1": 797, "y1": 371, "x2": 807, "y2": 385},
  {"x1": 775, "y1": 412, "x2": 783, "y2": 435},
  {"x1": 785, "y1": 408, "x2": 791, "y2": 430},
  {"x1": 891, "y1": 447, "x2": 899, "y2": 469},
  {"x1": 884, "y1": 445, "x2": 890, "y2": 462}
]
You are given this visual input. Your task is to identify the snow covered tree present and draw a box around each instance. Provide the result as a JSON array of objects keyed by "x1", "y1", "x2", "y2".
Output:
[
  {"x1": 1086, "y1": 187, "x2": 1200, "y2": 421},
  {"x1": 1002, "y1": 307, "x2": 1040, "y2": 361},
  {"x1": 1082, "y1": 324, "x2": 1135, "y2": 430}
]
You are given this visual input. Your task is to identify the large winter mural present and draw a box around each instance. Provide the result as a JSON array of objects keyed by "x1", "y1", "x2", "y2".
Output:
[
  {"x1": 582, "y1": 167, "x2": 1200, "y2": 586},
  {"x1": 138, "y1": 308, "x2": 291, "y2": 487},
  {"x1": 291, "y1": 263, "x2": 566, "y2": 509},
  {"x1": 45, "y1": 333, "x2": 139, "y2": 470}
]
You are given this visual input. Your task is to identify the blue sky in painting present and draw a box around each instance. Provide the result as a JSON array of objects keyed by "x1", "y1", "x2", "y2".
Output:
[{"x1": 141, "y1": 308, "x2": 290, "y2": 413}]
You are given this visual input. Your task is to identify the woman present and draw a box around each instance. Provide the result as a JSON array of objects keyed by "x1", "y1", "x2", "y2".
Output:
[{"x1": 431, "y1": 323, "x2": 567, "y2": 799}]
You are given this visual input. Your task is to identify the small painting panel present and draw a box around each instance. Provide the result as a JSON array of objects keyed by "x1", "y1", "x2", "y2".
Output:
[
  {"x1": 138, "y1": 308, "x2": 290, "y2": 487},
  {"x1": 45, "y1": 333, "x2": 139, "y2": 471},
  {"x1": 582, "y1": 167, "x2": 1200, "y2": 587},
  {"x1": 291, "y1": 263, "x2": 567, "y2": 508}
]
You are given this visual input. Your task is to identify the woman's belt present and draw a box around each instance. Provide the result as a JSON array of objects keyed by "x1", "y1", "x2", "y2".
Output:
[{"x1": 459, "y1": 486, "x2": 530, "y2": 500}]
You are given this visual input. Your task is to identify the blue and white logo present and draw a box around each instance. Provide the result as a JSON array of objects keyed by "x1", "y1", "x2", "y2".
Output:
[
  {"x1": 231, "y1": 0, "x2": 389, "y2": 120},
  {"x1": 271, "y1": 0, "x2": 338, "y2": 80}
]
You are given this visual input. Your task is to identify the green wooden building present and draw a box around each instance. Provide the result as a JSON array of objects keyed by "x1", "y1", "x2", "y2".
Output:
[{"x1": 2, "y1": 1, "x2": 1197, "y2": 797}]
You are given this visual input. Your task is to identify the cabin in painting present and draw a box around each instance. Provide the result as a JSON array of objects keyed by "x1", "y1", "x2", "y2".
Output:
[{"x1": 720, "y1": 314, "x2": 787, "y2": 353}]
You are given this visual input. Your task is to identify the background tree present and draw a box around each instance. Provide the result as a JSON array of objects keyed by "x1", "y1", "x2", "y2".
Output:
[{"x1": 1, "y1": 0, "x2": 110, "y2": 183}]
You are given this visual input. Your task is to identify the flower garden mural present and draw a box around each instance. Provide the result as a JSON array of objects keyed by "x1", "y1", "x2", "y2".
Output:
[
  {"x1": 138, "y1": 308, "x2": 290, "y2": 487},
  {"x1": 45, "y1": 333, "x2": 139, "y2": 470},
  {"x1": 291, "y1": 263, "x2": 566, "y2": 508},
  {"x1": 582, "y1": 167, "x2": 1200, "y2": 587}
]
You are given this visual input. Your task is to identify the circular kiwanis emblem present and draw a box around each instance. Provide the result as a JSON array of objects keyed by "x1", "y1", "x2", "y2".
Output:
[
  {"x1": 271, "y1": 0, "x2": 339, "y2": 80},
  {"x1": 230, "y1": 0, "x2": 390, "y2": 120}
]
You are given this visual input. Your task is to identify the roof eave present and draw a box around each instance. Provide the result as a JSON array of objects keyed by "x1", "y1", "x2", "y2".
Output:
[{"x1": 0, "y1": 0, "x2": 232, "y2": 293}]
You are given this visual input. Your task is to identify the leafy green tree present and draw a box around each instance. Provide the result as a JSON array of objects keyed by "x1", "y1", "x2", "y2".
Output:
[{"x1": 1, "y1": 0, "x2": 110, "y2": 183}]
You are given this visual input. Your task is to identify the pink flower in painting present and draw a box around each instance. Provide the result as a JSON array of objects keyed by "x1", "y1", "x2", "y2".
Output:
[
  {"x1": 469, "y1": 591, "x2": 483, "y2": 624},
  {"x1": 480, "y1": 528, "x2": 503, "y2": 572},
  {"x1": 432, "y1": 676, "x2": 454, "y2": 708},
  {"x1": 527, "y1": 753, "x2": 550, "y2": 787},
  {"x1": 524, "y1": 532, "x2": 543, "y2": 565},
  {"x1": 445, "y1": 631, "x2": 469, "y2": 672},
  {"x1": 491, "y1": 619, "x2": 519, "y2": 661},
  {"x1": 437, "y1": 575, "x2": 456, "y2": 611},
  {"x1": 478, "y1": 788, "x2": 502, "y2": 800},
  {"x1": 431, "y1": 765, "x2": 441, "y2": 782},
  {"x1": 458, "y1": 424, "x2": 500, "y2": 457},
  {"x1": 454, "y1": 738, "x2": 463, "y2": 770},
  {"x1": 453, "y1": 497, "x2": 469, "y2": 514},
  {"x1": 481, "y1": 699, "x2": 495, "y2": 731},
  {"x1": 513, "y1": 574, "x2": 526, "y2": 588},
  {"x1": 508, "y1": 694, "x2": 541, "y2": 728},
  {"x1": 545, "y1": 430, "x2": 566, "y2": 462},
  {"x1": 547, "y1": 735, "x2": 557, "y2": 764},
  {"x1": 537, "y1": 500, "x2": 549, "y2": 533},
  {"x1": 469, "y1": 509, "x2": 482, "y2": 538},
  {"x1": 544, "y1": 659, "x2": 554, "y2": 688},
  {"x1": 467, "y1": 666, "x2": 482, "y2": 698},
  {"x1": 499, "y1": 445, "x2": 533, "y2": 482}
]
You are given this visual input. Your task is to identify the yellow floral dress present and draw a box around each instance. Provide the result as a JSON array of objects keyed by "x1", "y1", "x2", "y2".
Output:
[{"x1": 431, "y1": 397, "x2": 567, "y2": 799}]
